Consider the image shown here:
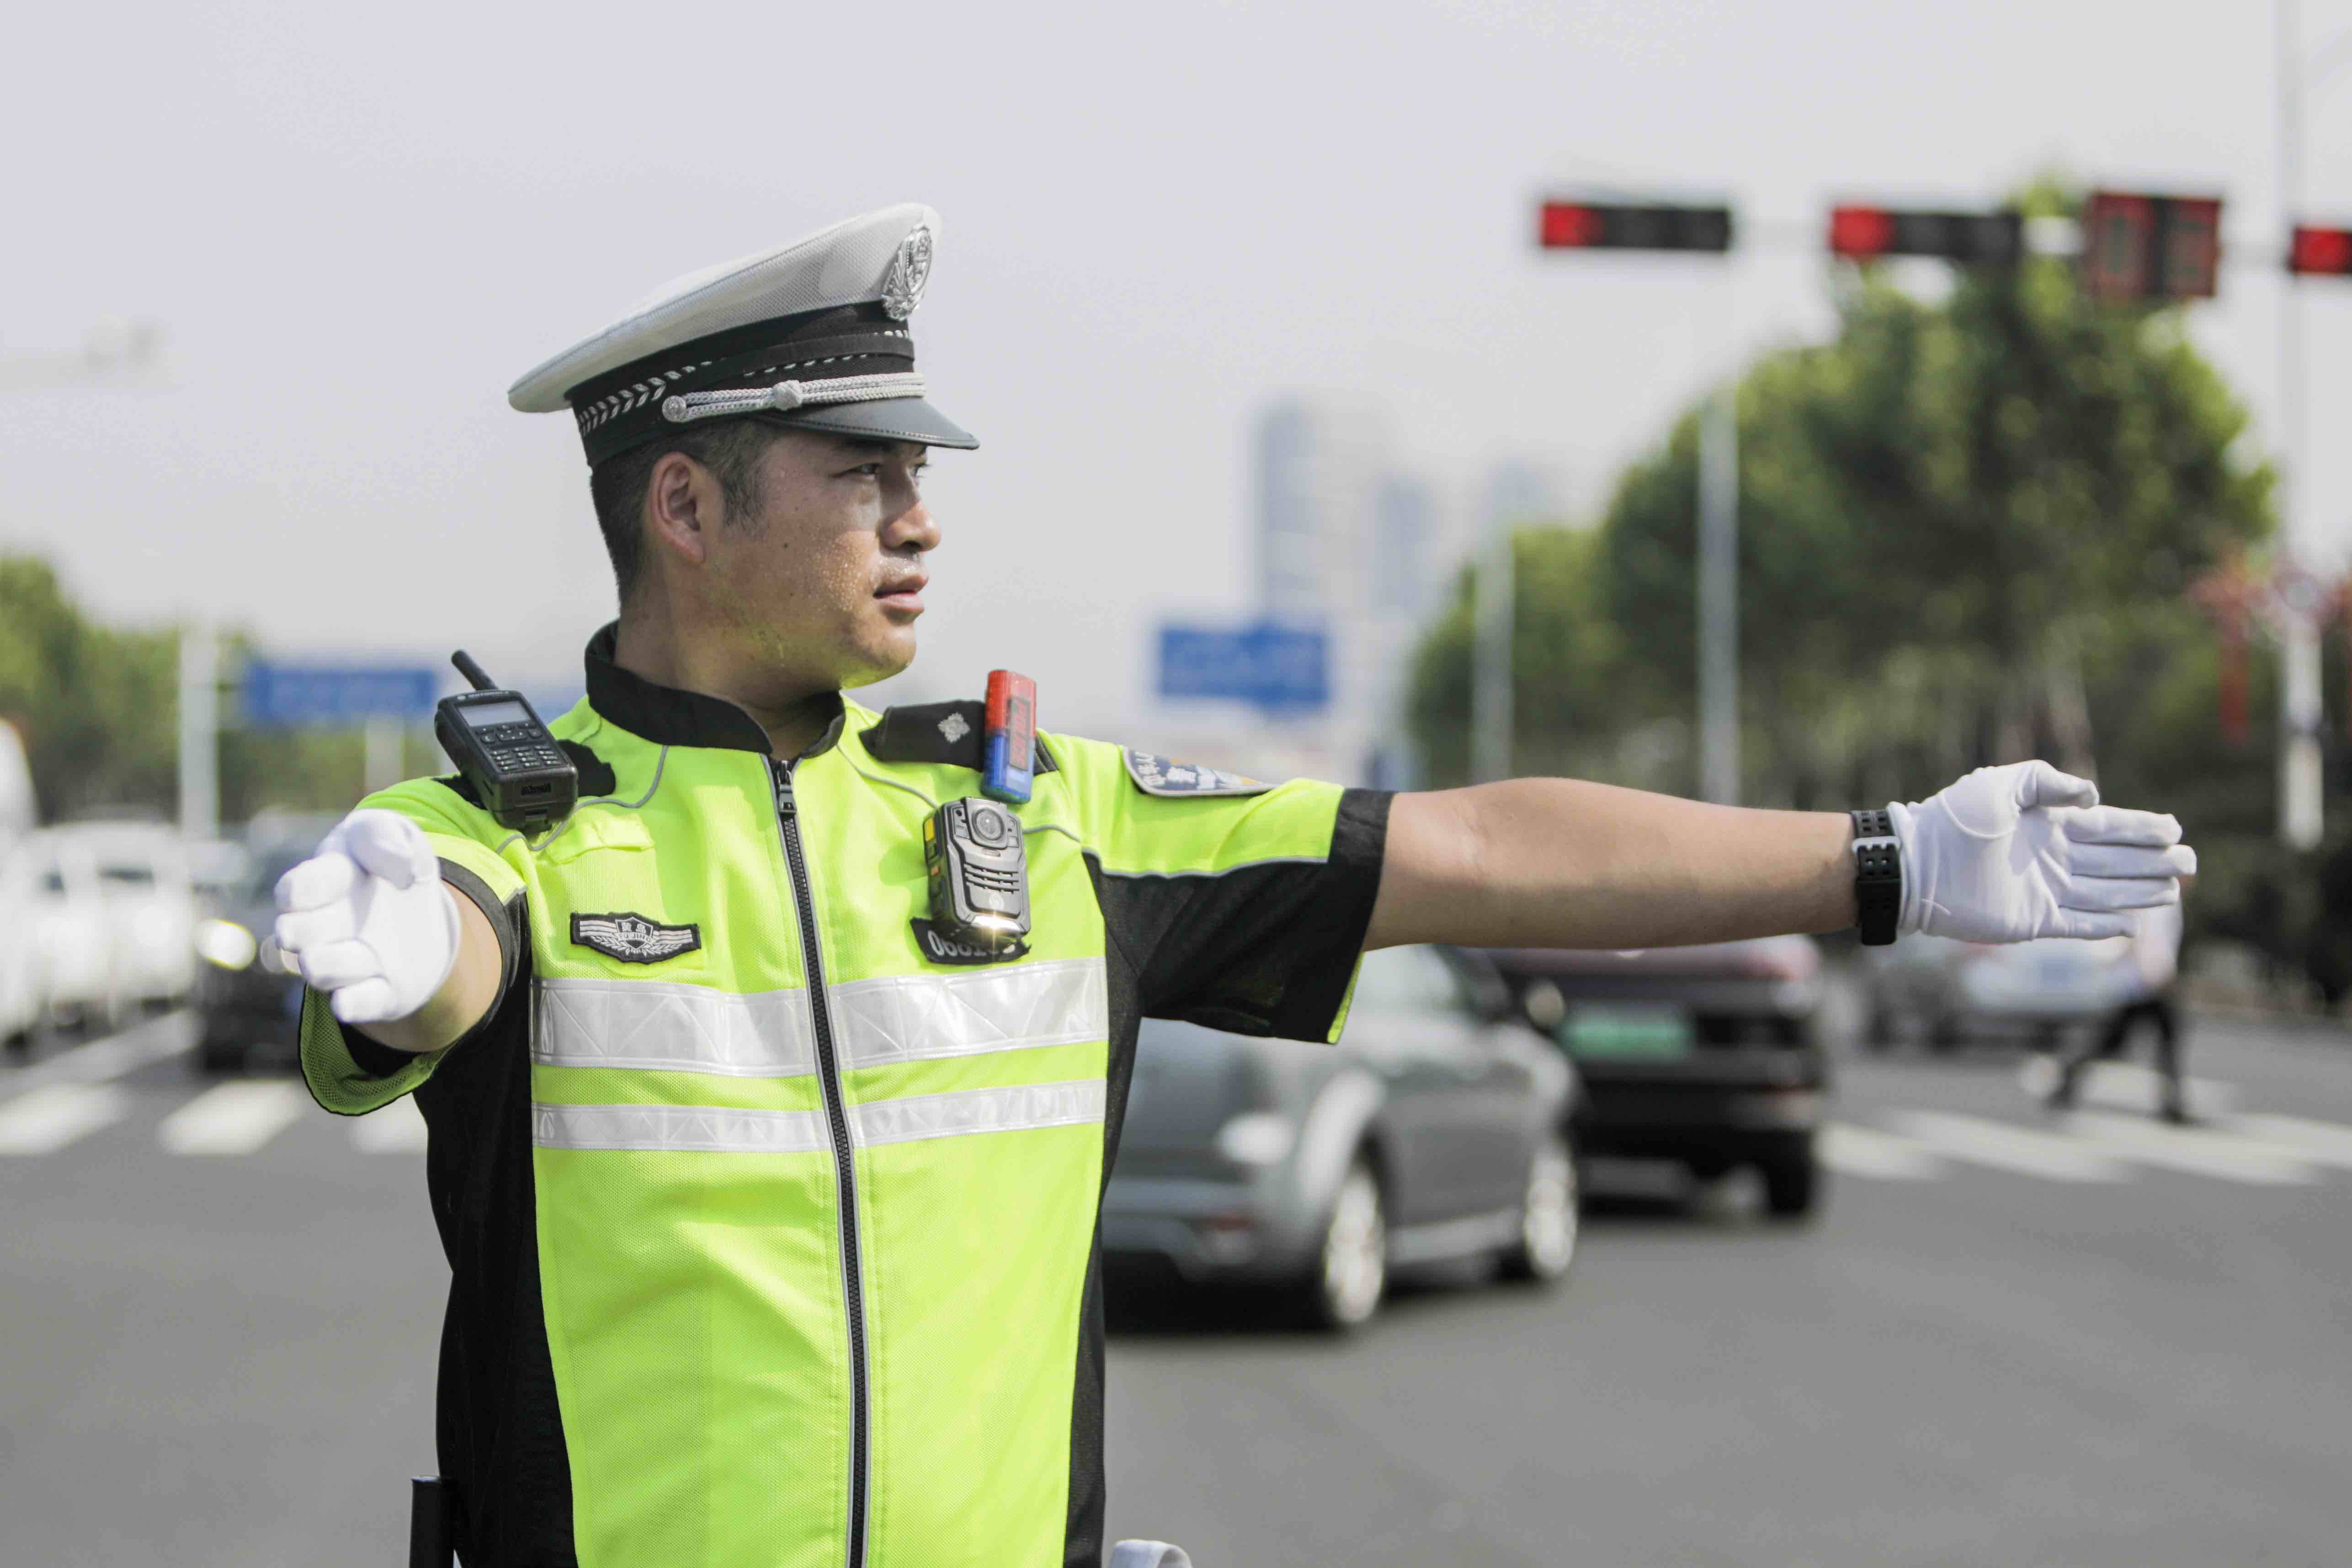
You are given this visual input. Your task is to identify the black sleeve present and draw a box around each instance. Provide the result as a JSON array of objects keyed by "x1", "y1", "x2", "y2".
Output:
[
  {"x1": 342, "y1": 859, "x2": 524, "y2": 1079},
  {"x1": 1086, "y1": 788, "x2": 1391, "y2": 1043}
]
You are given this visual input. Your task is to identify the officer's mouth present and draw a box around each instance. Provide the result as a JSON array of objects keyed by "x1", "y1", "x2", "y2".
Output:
[{"x1": 874, "y1": 572, "x2": 927, "y2": 618}]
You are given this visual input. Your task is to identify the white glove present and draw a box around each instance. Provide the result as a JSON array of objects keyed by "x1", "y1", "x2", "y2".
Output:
[
  {"x1": 1890, "y1": 761, "x2": 2196, "y2": 944},
  {"x1": 272, "y1": 809, "x2": 463, "y2": 1026}
]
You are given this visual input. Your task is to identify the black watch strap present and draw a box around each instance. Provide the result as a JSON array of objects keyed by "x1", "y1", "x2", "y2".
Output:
[{"x1": 1851, "y1": 808, "x2": 1903, "y2": 947}]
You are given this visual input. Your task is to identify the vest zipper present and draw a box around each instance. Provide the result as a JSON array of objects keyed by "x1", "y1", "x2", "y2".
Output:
[{"x1": 771, "y1": 756, "x2": 870, "y2": 1568}]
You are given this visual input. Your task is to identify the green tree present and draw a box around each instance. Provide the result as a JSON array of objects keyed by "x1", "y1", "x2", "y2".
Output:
[{"x1": 0, "y1": 553, "x2": 383, "y2": 828}]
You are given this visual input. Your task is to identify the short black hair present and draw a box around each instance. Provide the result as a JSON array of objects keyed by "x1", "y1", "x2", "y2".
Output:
[{"x1": 586, "y1": 419, "x2": 780, "y2": 603}]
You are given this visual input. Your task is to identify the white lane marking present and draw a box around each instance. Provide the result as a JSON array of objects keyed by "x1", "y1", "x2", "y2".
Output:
[
  {"x1": 159, "y1": 1081, "x2": 309, "y2": 1156},
  {"x1": 0, "y1": 1084, "x2": 130, "y2": 1154},
  {"x1": 1886, "y1": 1110, "x2": 2131, "y2": 1183},
  {"x1": 1820, "y1": 1122, "x2": 1946, "y2": 1180},
  {"x1": 2014, "y1": 1057, "x2": 2235, "y2": 1117},
  {"x1": 2228, "y1": 1113, "x2": 2352, "y2": 1170},
  {"x1": 2061, "y1": 1110, "x2": 2317, "y2": 1186},
  {"x1": 351, "y1": 1096, "x2": 429, "y2": 1154},
  {"x1": 0, "y1": 1011, "x2": 197, "y2": 1102}
]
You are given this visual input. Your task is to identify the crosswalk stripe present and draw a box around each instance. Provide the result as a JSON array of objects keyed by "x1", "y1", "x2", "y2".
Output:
[
  {"x1": 0, "y1": 1084, "x2": 129, "y2": 1154},
  {"x1": 2218, "y1": 1114, "x2": 2352, "y2": 1171},
  {"x1": 1885, "y1": 1110, "x2": 2131, "y2": 1182},
  {"x1": 350, "y1": 1096, "x2": 428, "y2": 1154},
  {"x1": 1820, "y1": 1122, "x2": 1945, "y2": 1180},
  {"x1": 159, "y1": 1081, "x2": 309, "y2": 1156},
  {"x1": 2061, "y1": 1110, "x2": 2317, "y2": 1186}
]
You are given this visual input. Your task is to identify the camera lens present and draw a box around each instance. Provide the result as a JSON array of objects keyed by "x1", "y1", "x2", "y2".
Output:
[{"x1": 967, "y1": 803, "x2": 1009, "y2": 845}]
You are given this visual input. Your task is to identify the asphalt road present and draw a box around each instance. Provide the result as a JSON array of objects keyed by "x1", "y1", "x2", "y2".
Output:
[{"x1": 3, "y1": 1009, "x2": 2347, "y2": 1567}]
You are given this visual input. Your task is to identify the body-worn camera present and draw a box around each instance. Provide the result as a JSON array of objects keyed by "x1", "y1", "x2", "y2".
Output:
[
  {"x1": 434, "y1": 650, "x2": 578, "y2": 834},
  {"x1": 923, "y1": 796, "x2": 1031, "y2": 954}
]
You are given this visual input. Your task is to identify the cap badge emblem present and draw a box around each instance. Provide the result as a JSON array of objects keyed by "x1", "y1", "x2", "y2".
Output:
[
  {"x1": 882, "y1": 227, "x2": 935, "y2": 320},
  {"x1": 937, "y1": 712, "x2": 971, "y2": 744}
]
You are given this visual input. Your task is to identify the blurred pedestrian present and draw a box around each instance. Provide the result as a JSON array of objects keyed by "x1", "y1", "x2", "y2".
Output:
[{"x1": 2046, "y1": 888, "x2": 2188, "y2": 1122}]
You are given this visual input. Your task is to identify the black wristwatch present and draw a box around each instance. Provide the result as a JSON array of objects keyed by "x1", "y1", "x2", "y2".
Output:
[{"x1": 1850, "y1": 808, "x2": 1903, "y2": 947}]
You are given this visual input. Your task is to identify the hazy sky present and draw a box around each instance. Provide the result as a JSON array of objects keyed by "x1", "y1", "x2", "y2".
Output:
[{"x1": 6, "y1": 0, "x2": 2351, "y2": 738}]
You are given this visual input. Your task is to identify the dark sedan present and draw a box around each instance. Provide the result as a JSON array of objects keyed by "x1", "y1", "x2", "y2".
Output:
[
  {"x1": 192, "y1": 815, "x2": 338, "y2": 1074},
  {"x1": 1487, "y1": 937, "x2": 1829, "y2": 1218},
  {"x1": 1103, "y1": 944, "x2": 1580, "y2": 1328}
]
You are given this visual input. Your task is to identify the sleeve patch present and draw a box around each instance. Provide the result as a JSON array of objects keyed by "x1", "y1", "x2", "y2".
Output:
[{"x1": 1123, "y1": 749, "x2": 1271, "y2": 798}]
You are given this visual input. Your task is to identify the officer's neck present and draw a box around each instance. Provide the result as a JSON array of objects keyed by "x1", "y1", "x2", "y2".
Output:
[{"x1": 612, "y1": 612, "x2": 838, "y2": 760}]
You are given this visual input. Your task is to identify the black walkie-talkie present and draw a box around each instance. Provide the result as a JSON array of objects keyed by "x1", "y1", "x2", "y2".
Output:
[{"x1": 434, "y1": 651, "x2": 578, "y2": 834}]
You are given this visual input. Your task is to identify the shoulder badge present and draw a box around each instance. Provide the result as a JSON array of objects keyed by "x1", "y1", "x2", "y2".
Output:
[
  {"x1": 571, "y1": 912, "x2": 702, "y2": 965},
  {"x1": 1123, "y1": 748, "x2": 1271, "y2": 798}
]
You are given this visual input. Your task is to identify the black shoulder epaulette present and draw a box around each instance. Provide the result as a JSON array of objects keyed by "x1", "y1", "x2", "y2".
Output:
[{"x1": 864, "y1": 701, "x2": 1057, "y2": 776}]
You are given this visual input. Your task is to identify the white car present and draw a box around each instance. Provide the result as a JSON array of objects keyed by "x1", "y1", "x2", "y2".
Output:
[
  {"x1": 1863, "y1": 933, "x2": 2135, "y2": 1051},
  {"x1": 22, "y1": 822, "x2": 198, "y2": 1026},
  {"x1": 0, "y1": 838, "x2": 45, "y2": 1052}
]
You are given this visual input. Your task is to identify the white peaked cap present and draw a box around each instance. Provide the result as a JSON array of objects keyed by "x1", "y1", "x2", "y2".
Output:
[{"x1": 507, "y1": 202, "x2": 975, "y2": 460}]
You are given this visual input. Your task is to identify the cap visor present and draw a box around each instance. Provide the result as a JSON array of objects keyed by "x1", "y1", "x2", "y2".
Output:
[{"x1": 757, "y1": 397, "x2": 978, "y2": 451}]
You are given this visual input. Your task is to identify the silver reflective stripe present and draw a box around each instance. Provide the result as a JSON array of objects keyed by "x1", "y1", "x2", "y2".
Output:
[
  {"x1": 829, "y1": 958, "x2": 1107, "y2": 1071},
  {"x1": 529, "y1": 1079, "x2": 1104, "y2": 1155},
  {"x1": 532, "y1": 1101, "x2": 829, "y2": 1153},
  {"x1": 530, "y1": 958, "x2": 1107, "y2": 1079},
  {"x1": 851, "y1": 1078, "x2": 1107, "y2": 1149},
  {"x1": 532, "y1": 978, "x2": 817, "y2": 1079}
]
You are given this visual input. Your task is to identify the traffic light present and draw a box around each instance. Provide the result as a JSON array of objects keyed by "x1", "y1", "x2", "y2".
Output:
[
  {"x1": 1538, "y1": 200, "x2": 1733, "y2": 254},
  {"x1": 2079, "y1": 191, "x2": 2223, "y2": 302},
  {"x1": 2289, "y1": 224, "x2": 2352, "y2": 277},
  {"x1": 1826, "y1": 206, "x2": 2023, "y2": 265}
]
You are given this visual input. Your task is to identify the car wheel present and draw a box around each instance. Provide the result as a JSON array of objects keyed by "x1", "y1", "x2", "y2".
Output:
[
  {"x1": 1499, "y1": 1131, "x2": 1578, "y2": 1285},
  {"x1": 1303, "y1": 1157, "x2": 1386, "y2": 1330},
  {"x1": 1761, "y1": 1152, "x2": 1822, "y2": 1220}
]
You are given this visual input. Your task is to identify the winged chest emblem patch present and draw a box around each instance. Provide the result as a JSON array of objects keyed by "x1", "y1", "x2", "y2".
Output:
[{"x1": 571, "y1": 912, "x2": 703, "y2": 964}]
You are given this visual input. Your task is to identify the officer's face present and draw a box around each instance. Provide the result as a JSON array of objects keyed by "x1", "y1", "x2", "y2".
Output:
[{"x1": 702, "y1": 431, "x2": 939, "y2": 691}]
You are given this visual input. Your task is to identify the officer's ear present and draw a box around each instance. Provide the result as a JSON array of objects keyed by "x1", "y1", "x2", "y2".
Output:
[{"x1": 644, "y1": 450, "x2": 722, "y2": 571}]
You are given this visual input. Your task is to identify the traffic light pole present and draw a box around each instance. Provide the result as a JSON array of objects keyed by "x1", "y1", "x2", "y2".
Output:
[{"x1": 2278, "y1": 0, "x2": 2328, "y2": 850}]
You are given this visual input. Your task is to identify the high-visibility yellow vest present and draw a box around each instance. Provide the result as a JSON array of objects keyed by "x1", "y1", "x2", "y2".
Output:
[{"x1": 301, "y1": 628, "x2": 1389, "y2": 1568}]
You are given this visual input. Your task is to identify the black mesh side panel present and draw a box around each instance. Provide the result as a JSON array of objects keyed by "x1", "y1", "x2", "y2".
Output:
[
  {"x1": 1061, "y1": 862, "x2": 1152, "y2": 1567},
  {"x1": 413, "y1": 895, "x2": 578, "y2": 1566}
]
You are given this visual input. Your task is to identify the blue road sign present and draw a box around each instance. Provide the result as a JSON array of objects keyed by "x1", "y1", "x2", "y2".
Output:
[
  {"x1": 241, "y1": 662, "x2": 441, "y2": 727},
  {"x1": 1155, "y1": 622, "x2": 1329, "y2": 712}
]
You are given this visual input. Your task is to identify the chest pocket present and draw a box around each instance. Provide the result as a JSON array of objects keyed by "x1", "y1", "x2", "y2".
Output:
[{"x1": 537, "y1": 810, "x2": 709, "y2": 977}]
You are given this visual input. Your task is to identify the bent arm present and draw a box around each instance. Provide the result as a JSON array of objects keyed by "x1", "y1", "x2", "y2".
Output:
[
  {"x1": 1367, "y1": 780, "x2": 1856, "y2": 951},
  {"x1": 348, "y1": 890, "x2": 503, "y2": 1055}
]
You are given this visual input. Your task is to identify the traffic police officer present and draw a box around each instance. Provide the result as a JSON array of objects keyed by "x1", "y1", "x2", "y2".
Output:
[{"x1": 272, "y1": 204, "x2": 2196, "y2": 1568}]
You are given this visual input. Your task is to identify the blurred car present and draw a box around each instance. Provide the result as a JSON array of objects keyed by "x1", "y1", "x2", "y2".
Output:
[
  {"x1": 1102, "y1": 943, "x2": 1580, "y2": 1329},
  {"x1": 192, "y1": 814, "x2": 338, "y2": 1073},
  {"x1": 1861, "y1": 933, "x2": 2136, "y2": 1052},
  {"x1": 1486, "y1": 936, "x2": 1829, "y2": 1218},
  {"x1": 20, "y1": 821, "x2": 201, "y2": 1031}
]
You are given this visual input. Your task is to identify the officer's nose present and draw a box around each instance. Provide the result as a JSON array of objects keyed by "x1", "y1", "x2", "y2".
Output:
[{"x1": 886, "y1": 495, "x2": 941, "y2": 556}]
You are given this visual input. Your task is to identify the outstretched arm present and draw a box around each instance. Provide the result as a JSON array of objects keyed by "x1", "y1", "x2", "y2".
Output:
[{"x1": 1366, "y1": 761, "x2": 2195, "y2": 953}]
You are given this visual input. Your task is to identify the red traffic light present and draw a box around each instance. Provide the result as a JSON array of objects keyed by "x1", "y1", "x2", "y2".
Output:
[
  {"x1": 2290, "y1": 225, "x2": 2352, "y2": 276},
  {"x1": 1538, "y1": 202, "x2": 1605, "y2": 249},
  {"x1": 1828, "y1": 206, "x2": 1896, "y2": 260},
  {"x1": 2081, "y1": 191, "x2": 2222, "y2": 302},
  {"x1": 1536, "y1": 200, "x2": 1734, "y2": 254}
]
